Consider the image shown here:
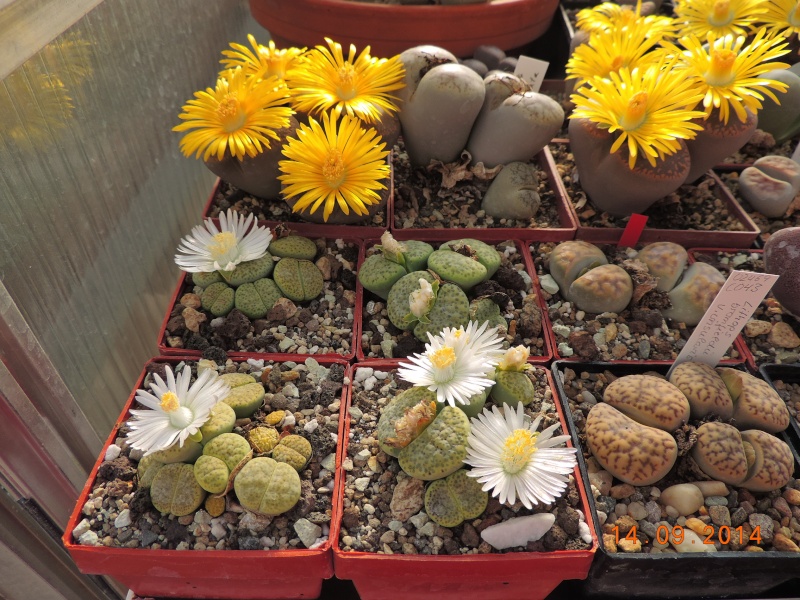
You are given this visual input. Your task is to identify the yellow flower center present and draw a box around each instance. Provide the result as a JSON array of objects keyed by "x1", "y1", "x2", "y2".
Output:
[
  {"x1": 620, "y1": 91, "x2": 648, "y2": 131},
  {"x1": 501, "y1": 429, "x2": 539, "y2": 475},
  {"x1": 430, "y1": 347, "x2": 456, "y2": 370},
  {"x1": 209, "y1": 231, "x2": 237, "y2": 262},
  {"x1": 160, "y1": 391, "x2": 180, "y2": 412},
  {"x1": 322, "y1": 149, "x2": 346, "y2": 187},
  {"x1": 610, "y1": 56, "x2": 625, "y2": 72},
  {"x1": 216, "y1": 95, "x2": 246, "y2": 133},
  {"x1": 706, "y1": 49, "x2": 737, "y2": 86},
  {"x1": 336, "y1": 63, "x2": 358, "y2": 100},
  {"x1": 710, "y1": 0, "x2": 732, "y2": 26}
]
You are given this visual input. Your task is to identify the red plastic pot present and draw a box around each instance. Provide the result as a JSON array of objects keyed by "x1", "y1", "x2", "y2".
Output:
[
  {"x1": 355, "y1": 238, "x2": 553, "y2": 363},
  {"x1": 333, "y1": 361, "x2": 597, "y2": 600},
  {"x1": 63, "y1": 356, "x2": 350, "y2": 599},
  {"x1": 249, "y1": 0, "x2": 561, "y2": 59},
  {"x1": 390, "y1": 147, "x2": 578, "y2": 242},
  {"x1": 157, "y1": 236, "x2": 361, "y2": 361}
]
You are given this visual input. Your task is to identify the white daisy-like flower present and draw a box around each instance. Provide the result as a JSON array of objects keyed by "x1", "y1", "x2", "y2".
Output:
[
  {"x1": 397, "y1": 321, "x2": 505, "y2": 407},
  {"x1": 465, "y1": 403, "x2": 578, "y2": 509},
  {"x1": 126, "y1": 365, "x2": 230, "y2": 455},
  {"x1": 174, "y1": 209, "x2": 272, "y2": 273}
]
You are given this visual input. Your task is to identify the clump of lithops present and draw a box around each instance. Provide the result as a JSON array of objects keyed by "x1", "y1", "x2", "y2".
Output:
[
  {"x1": 586, "y1": 364, "x2": 792, "y2": 493},
  {"x1": 72, "y1": 359, "x2": 343, "y2": 551}
]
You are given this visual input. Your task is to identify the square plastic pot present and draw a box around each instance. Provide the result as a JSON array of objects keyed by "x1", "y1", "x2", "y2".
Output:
[
  {"x1": 547, "y1": 142, "x2": 761, "y2": 249},
  {"x1": 64, "y1": 355, "x2": 350, "y2": 599},
  {"x1": 355, "y1": 238, "x2": 553, "y2": 364},
  {"x1": 551, "y1": 360, "x2": 800, "y2": 599},
  {"x1": 332, "y1": 361, "x2": 596, "y2": 600},
  {"x1": 389, "y1": 147, "x2": 578, "y2": 242},
  {"x1": 158, "y1": 236, "x2": 361, "y2": 361},
  {"x1": 759, "y1": 364, "x2": 800, "y2": 463}
]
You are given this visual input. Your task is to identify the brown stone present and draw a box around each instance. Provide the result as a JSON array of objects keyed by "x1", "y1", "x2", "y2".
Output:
[
  {"x1": 768, "y1": 321, "x2": 800, "y2": 348},
  {"x1": 267, "y1": 297, "x2": 298, "y2": 322},
  {"x1": 744, "y1": 319, "x2": 772, "y2": 337},
  {"x1": 180, "y1": 293, "x2": 202, "y2": 310},
  {"x1": 602, "y1": 533, "x2": 618, "y2": 553},
  {"x1": 390, "y1": 477, "x2": 425, "y2": 522},
  {"x1": 772, "y1": 532, "x2": 800, "y2": 552},
  {"x1": 783, "y1": 488, "x2": 800, "y2": 506},
  {"x1": 569, "y1": 330, "x2": 599, "y2": 360},
  {"x1": 181, "y1": 307, "x2": 206, "y2": 332},
  {"x1": 618, "y1": 537, "x2": 642, "y2": 552}
]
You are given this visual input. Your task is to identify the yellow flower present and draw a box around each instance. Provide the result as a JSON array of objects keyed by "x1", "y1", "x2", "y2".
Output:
[
  {"x1": 674, "y1": 0, "x2": 767, "y2": 38},
  {"x1": 220, "y1": 34, "x2": 305, "y2": 82},
  {"x1": 284, "y1": 37, "x2": 405, "y2": 123},
  {"x1": 566, "y1": 18, "x2": 669, "y2": 85},
  {"x1": 575, "y1": 2, "x2": 675, "y2": 38},
  {"x1": 570, "y1": 61, "x2": 707, "y2": 168},
  {"x1": 761, "y1": 0, "x2": 800, "y2": 38},
  {"x1": 278, "y1": 112, "x2": 390, "y2": 222},
  {"x1": 173, "y1": 67, "x2": 294, "y2": 161},
  {"x1": 671, "y1": 30, "x2": 790, "y2": 123}
]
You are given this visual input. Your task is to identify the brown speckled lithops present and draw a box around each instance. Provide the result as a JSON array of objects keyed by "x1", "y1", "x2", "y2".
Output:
[
  {"x1": 717, "y1": 368, "x2": 790, "y2": 433},
  {"x1": 669, "y1": 362, "x2": 733, "y2": 420},
  {"x1": 691, "y1": 422, "x2": 748, "y2": 485},
  {"x1": 662, "y1": 262, "x2": 725, "y2": 326},
  {"x1": 739, "y1": 429, "x2": 794, "y2": 492},
  {"x1": 586, "y1": 403, "x2": 678, "y2": 486},
  {"x1": 568, "y1": 264, "x2": 634, "y2": 314},
  {"x1": 548, "y1": 240, "x2": 607, "y2": 294},
  {"x1": 603, "y1": 374, "x2": 690, "y2": 431},
  {"x1": 636, "y1": 242, "x2": 688, "y2": 292}
]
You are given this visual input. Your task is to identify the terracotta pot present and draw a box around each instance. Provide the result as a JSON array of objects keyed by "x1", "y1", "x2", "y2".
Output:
[{"x1": 248, "y1": 0, "x2": 560, "y2": 58}]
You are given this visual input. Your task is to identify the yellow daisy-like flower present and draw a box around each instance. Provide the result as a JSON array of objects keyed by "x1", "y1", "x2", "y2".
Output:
[
  {"x1": 674, "y1": 0, "x2": 767, "y2": 38},
  {"x1": 284, "y1": 37, "x2": 405, "y2": 123},
  {"x1": 575, "y1": 2, "x2": 676, "y2": 38},
  {"x1": 220, "y1": 34, "x2": 305, "y2": 82},
  {"x1": 761, "y1": 0, "x2": 800, "y2": 38},
  {"x1": 672, "y1": 30, "x2": 790, "y2": 124},
  {"x1": 570, "y1": 61, "x2": 707, "y2": 168},
  {"x1": 566, "y1": 18, "x2": 669, "y2": 85},
  {"x1": 278, "y1": 112, "x2": 390, "y2": 222},
  {"x1": 173, "y1": 67, "x2": 294, "y2": 161}
]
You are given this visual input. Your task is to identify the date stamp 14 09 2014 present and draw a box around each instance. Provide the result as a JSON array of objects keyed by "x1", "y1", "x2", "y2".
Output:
[{"x1": 612, "y1": 524, "x2": 762, "y2": 547}]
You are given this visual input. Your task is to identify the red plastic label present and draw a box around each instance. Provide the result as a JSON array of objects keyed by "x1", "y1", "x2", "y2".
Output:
[{"x1": 617, "y1": 214, "x2": 648, "y2": 248}]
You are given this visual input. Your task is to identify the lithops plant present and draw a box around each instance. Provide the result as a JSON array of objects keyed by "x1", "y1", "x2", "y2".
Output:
[
  {"x1": 201, "y1": 281, "x2": 235, "y2": 317},
  {"x1": 568, "y1": 263, "x2": 634, "y2": 315},
  {"x1": 469, "y1": 298, "x2": 507, "y2": 335},
  {"x1": 198, "y1": 401, "x2": 237, "y2": 444},
  {"x1": 603, "y1": 375, "x2": 690, "y2": 431},
  {"x1": 233, "y1": 278, "x2": 283, "y2": 319},
  {"x1": 480, "y1": 161, "x2": 541, "y2": 220},
  {"x1": 691, "y1": 421, "x2": 749, "y2": 486},
  {"x1": 756, "y1": 63, "x2": 800, "y2": 144},
  {"x1": 716, "y1": 368, "x2": 790, "y2": 433},
  {"x1": 548, "y1": 240, "x2": 608, "y2": 296},
  {"x1": 148, "y1": 439, "x2": 203, "y2": 465},
  {"x1": 491, "y1": 346, "x2": 535, "y2": 408},
  {"x1": 586, "y1": 402, "x2": 678, "y2": 486},
  {"x1": 764, "y1": 226, "x2": 800, "y2": 317},
  {"x1": 268, "y1": 235, "x2": 318, "y2": 260},
  {"x1": 358, "y1": 232, "x2": 434, "y2": 300},
  {"x1": 438, "y1": 238, "x2": 501, "y2": 279},
  {"x1": 272, "y1": 434, "x2": 313, "y2": 471},
  {"x1": 202, "y1": 432, "x2": 252, "y2": 472},
  {"x1": 662, "y1": 262, "x2": 726, "y2": 326},
  {"x1": 219, "y1": 373, "x2": 265, "y2": 418},
  {"x1": 427, "y1": 249, "x2": 489, "y2": 291},
  {"x1": 272, "y1": 258, "x2": 324, "y2": 302},
  {"x1": 193, "y1": 455, "x2": 230, "y2": 494},
  {"x1": 668, "y1": 362, "x2": 733, "y2": 420},
  {"x1": 248, "y1": 426, "x2": 280, "y2": 454},
  {"x1": 377, "y1": 386, "x2": 438, "y2": 457},
  {"x1": 738, "y1": 155, "x2": 800, "y2": 218},
  {"x1": 220, "y1": 254, "x2": 275, "y2": 287},
  {"x1": 233, "y1": 456, "x2": 301, "y2": 516},
  {"x1": 424, "y1": 468, "x2": 488, "y2": 527},
  {"x1": 737, "y1": 429, "x2": 795, "y2": 492},
  {"x1": 635, "y1": 242, "x2": 688, "y2": 292},
  {"x1": 149, "y1": 462, "x2": 207, "y2": 516}
]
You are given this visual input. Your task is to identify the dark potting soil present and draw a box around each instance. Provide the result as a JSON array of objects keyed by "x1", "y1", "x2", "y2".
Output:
[
  {"x1": 164, "y1": 238, "x2": 358, "y2": 357},
  {"x1": 691, "y1": 250, "x2": 800, "y2": 367},
  {"x1": 360, "y1": 240, "x2": 547, "y2": 360},
  {"x1": 530, "y1": 242, "x2": 741, "y2": 362},
  {"x1": 340, "y1": 368, "x2": 592, "y2": 555},
  {"x1": 72, "y1": 359, "x2": 344, "y2": 551},
  {"x1": 549, "y1": 144, "x2": 747, "y2": 232},
  {"x1": 557, "y1": 366, "x2": 800, "y2": 555},
  {"x1": 718, "y1": 130, "x2": 800, "y2": 167}
]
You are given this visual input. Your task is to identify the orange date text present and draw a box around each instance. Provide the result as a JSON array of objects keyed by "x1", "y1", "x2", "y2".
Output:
[{"x1": 612, "y1": 524, "x2": 762, "y2": 546}]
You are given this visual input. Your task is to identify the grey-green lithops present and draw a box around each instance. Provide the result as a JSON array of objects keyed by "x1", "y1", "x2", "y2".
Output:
[
  {"x1": 149, "y1": 439, "x2": 203, "y2": 465},
  {"x1": 150, "y1": 462, "x2": 206, "y2": 516},
  {"x1": 201, "y1": 281, "x2": 235, "y2": 317},
  {"x1": 427, "y1": 249, "x2": 488, "y2": 291},
  {"x1": 358, "y1": 253, "x2": 408, "y2": 300},
  {"x1": 424, "y1": 468, "x2": 488, "y2": 527},
  {"x1": 202, "y1": 432, "x2": 252, "y2": 471},
  {"x1": 234, "y1": 278, "x2": 283, "y2": 319},
  {"x1": 193, "y1": 454, "x2": 230, "y2": 494},
  {"x1": 491, "y1": 370, "x2": 535, "y2": 408},
  {"x1": 398, "y1": 406, "x2": 471, "y2": 481},
  {"x1": 635, "y1": 242, "x2": 688, "y2": 292},
  {"x1": 412, "y1": 283, "x2": 470, "y2": 342},
  {"x1": 273, "y1": 258, "x2": 324, "y2": 302},
  {"x1": 192, "y1": 270, "x2": 224, "y2": 288},
  {"x1": 219, "y1": 373, "x2": 265, "y2": 418},
  {"x1": 199, "y1": 401, "x2": 237, "y2": 444},
  {"x1": 219, "y1": 253, "x2": 274, "y2": 287},
  {"x1": 386, "y1": 271, "x2": 437, "y2": 330},
  {"x1": 272, "y1": 434, "x2": 313, "y2": 471},
  {"x1": 268, "y1": 236, "x2": 318, "y2": 260},
  {"x1": 377, "y1": 386, "x2": 438, "y2": 457},
  {"x1": 233, "y1": 456, "x2": 301, "y2": 516},
  {"x1": 469, "y1": 298, "x2": 506, "y2": 334},
  {"x1": 439, "y1": 238, "x2": 501, "y2": 278}
]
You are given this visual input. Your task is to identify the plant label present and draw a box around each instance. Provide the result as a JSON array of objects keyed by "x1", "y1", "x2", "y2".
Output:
[
  {"x1": 668, "y1": 270, "x2": 779, "y2": 376},
  {"x1": 617, "y1": 214, "x2": 648, "y2": 248},
  {"x1": 514, "y1": 56, "x2": 549, "y2": 93}
]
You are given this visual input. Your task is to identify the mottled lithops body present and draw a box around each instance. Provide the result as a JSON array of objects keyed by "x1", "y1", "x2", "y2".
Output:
[
  {"x1": 248, "y1": 426, "x2": 280, "y2": 454},
  {"x1": 717, "y1": 368, "x2": 790, "y2": 433},
  {"x1": 273, "y1": 258, "x2": 324, "y2": 302},
  {"x1": 491, "y1": 371, "x2": 535, "y2": 408},
  {"x1": 424, "y1": 469, "x2": 488, "y2": 527},
  {"x1": 412, "y1": 283, "x2": 470, "y2": 342},
  {"x1": 603, "y1": 375, "x2": 690, "y2": 431},
  {"x1": 386, "y1": 271, "x2": 436, "y2": 331},
  {"x1": 398, "y1": 406, "x2": 470, "y2": 481},
  {"x1": 427, "y1": 249, "x2": 488, "y2": 290},
  {"x1": 691, "y1": 422, "x2": 748, "y2": 485},
  {"x1": 481, "y1": 161, "x2": 541, "y2": 219},
  {"x1": 150, "y1": 463, "x2": 206, "y2": 516},
  {"x1": 739, "y1": 429, "x2": 794, "y2": 492},
  {"x1": 219, "y1": 373, "x2": 265, "y2": 418},
  {"x1": 568, "y1": 264, "x2": 633, "y2": 315},
  {"x1": 764, "y1": 226, "x2": 800, "y2": 318},
  {"x1": 548, "y1": 240, "x2": 608, "y2": 295},
  {"x1": 272, "y1": 435, "x2": 313, "y2": 471},
  {"x1": 201, "y1": 281, "x2": 235, "y2": 317},
  {"x1": 136, "y1": 455, "x2": 164, "y2": 489},
  {"x1": 149, "y1": 439, "x2": 203, "y2": 465},
  {"x1": 233, "y1": 456, "x2": 301, "y2": 516},
  {"x1": 377, "y1": 386, "x2": 438, "y2": 457},
  {"x1": 220, "y1": 254, "x2": 275, "y2": 287},
  {"x1": 586, "y1": 403, "x2": 678, "y2": 486},
  {"x1": 193, "y1": 455, "x2": 230, "y2": 494},
  {"x1": 199, "y1": 401, "x2": 237, "y2": 444},
  {"x1": 268, "y1": 236, "x2": 317, "y2": 260},
  {"x1": 358, "y1": 254, "x2": 408, "y2": 300},
  {"x1": 662, "y1": 262, "x2": 725, "y2": 326},
  {"x1": 193, "y1": 270, "x2": 224, "y2": 288},
  {"x1": 635, "y1": 242, "x2": 688, "y2": 292},
  {"x1": 203, "y1": 433, "x2": 251, "y2": 472},
  {"x1": 668, "y1": 362, "x2": 733, "y2": 420},
  {"x1": 439, "y1": 239, "x2": 501, "y2": 278},
  {"x1": 234, "y1": 278, "x2": 283, "y2": 319}
]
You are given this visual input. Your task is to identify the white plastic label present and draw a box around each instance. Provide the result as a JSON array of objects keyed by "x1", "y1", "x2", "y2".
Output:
[
  {"x1": 514, "y1": 55, "x2": 549, "y2": 93},
  {"x1": 668, "y1": 270, "x2": 779, "y2": 376}
]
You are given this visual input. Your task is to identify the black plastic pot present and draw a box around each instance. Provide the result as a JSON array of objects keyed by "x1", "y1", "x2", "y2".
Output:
[
  {"x1": 551, "y1": 360, "x2": 800, "y2": 598},
  {"x1": 759, "y1": 364, "x2": 800, "y2": 463}
]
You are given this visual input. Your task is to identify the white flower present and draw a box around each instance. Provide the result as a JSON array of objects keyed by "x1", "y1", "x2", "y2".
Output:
[
  {"x1": 174, "y1": 209, "x2": 272, "y2": 273},
  {"x1": 126, "y1": 365, "x2": 230, "y2": 455},
  {"x1": 409, "y1": 279, "x2": 435, "y2": 319},
  {"x1": 498, "y1": 345, "x2": 531, "y2": 371},
  {"x1": 465, "y1": 403, "x2": 577, "y2": 509},
  {"x1": 397, "y1": 321, "x2": 505, "y2": 407},
  {"x1": 379, "y1": 230, "x2": 405, "y2": 260}
]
